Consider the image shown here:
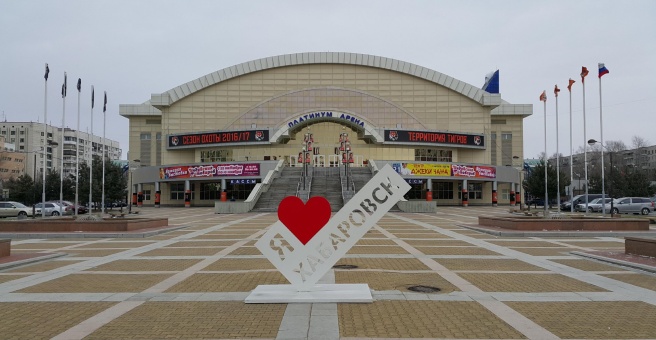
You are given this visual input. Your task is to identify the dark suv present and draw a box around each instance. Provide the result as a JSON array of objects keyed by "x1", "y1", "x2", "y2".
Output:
[{"x1": 560, "y1": 194, "x2": 603, "y2": 211}]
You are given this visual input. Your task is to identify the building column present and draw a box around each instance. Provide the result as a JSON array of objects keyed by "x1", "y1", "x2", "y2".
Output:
[
  {"x1": 132, "y1": 184, "x2": 138, "y2": 206},
  {"x1": 492, "y1": 181, "x2": 498, "y2": 207},
  {"x1": 509, "y1": 183, "x2": 516, "y2": 206},
  {"x1": 220, "y1": 179, "x2": 227, "y2": 202},
  {"x1": 515, "y1": 182, "x2": 521, "y2": 207},
  {"x1": 154, "y1": 182, "x2": 161, "y2": 208},
  {"x1": 184, "y1": 180, "x2": 191, "y2": 208},
  {"x1": 461, "y1": 180, "x2": 468, "y2": 207},
  {"x1": 137, "y1": 184, "x2": 143, "y2": 207}
]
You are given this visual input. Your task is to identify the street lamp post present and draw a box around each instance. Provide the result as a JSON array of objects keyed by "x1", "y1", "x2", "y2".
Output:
[
  {"x1": 588, "y1": 138, "x2": 612, "y2": 217},
  {"x1": 128, "y1": 159, "x2": 140, "y2": 214},
  {"x1": 302, "y1": 147, "x2": 307, "y2": 190}
]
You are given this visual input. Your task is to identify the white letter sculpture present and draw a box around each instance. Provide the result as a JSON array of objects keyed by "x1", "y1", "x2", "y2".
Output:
[{"x1": 247, "y1": 164, "x2": 410, "y2": 303}]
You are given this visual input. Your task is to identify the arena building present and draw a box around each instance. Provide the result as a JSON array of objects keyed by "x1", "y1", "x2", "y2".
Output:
[{"x1": 119, "y1": 52, "x2": 531, "y2": 209}]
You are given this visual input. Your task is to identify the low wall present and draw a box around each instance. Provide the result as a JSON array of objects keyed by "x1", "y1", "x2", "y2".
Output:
[
  {"x1": 0, "y1": 218, "x2": 168, "y2": 232},
  {"x1": 0, "y1": 239, "x2": 10, "y2": 257},
  {"x1": 479, "y1": 216, "x2": 649, "y2": 231},
  {"x1": 625, "y1": 237, "x2": 656, "y2": 257},
  {"x1": 214, "y1": 201, "x2": 254, "y2": 214},
  {"x1": 397, "y1": 201, "x2": 437, "y2": 213}
]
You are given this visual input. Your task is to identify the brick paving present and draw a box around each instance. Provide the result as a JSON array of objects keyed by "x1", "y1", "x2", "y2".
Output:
[
  {"x1": 339, "y1": 301, "x2": 525, "y2": 338},
  {"x1": 0, "y1": 206, "x2": 655, "y2": 339}
]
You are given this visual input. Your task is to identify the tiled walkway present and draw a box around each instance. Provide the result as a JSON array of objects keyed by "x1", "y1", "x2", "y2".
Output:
[{"x1": 1, "y1": 206, "x2": 655, "y2": 339}]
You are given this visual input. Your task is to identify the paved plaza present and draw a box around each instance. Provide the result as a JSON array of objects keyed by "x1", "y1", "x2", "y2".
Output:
[{"x1": 1, "y1": 206, "x2": 656, "y2": 339}]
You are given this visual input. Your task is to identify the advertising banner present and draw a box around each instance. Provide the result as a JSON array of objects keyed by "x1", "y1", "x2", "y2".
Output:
[
  {"x1": 159, "y1": 163, "x2": 260, "y2": 179},
  {"x1": 168, "y1": 130, "x2": 269, "y2": 148},
  {"x1": 384, "y1": 129, "x2": 485, "y2": 148},
  {"x1": 391, "y1": 162, "x2": 451, "y2": 176}
]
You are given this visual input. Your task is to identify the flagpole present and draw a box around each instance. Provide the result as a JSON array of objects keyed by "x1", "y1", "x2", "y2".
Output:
[
  {"x1": 569, "y1": 80, "x2": 574, "y2": 213},
  {"x1": 555, "y1": 86, "x2": 561, "y2": 213},
  {"x1": 89, "y1": 86, "x2": 94, "y2": 214},
  {"x1": 75, "y1": 79, "x2": 81, "y2": 215},
  {"x1": 599, "y1": 69, "x2": 606, "y2": 217},
  {"x1": 102, "y1": 92, "x2": 106, "y2": 214},
  {"x1": 582, "y1": 69, "x2": 589, "y2": 213},
  {"x1": 42, "y1": 63, "x2": 49, "y2": 218},
  {"x1": 60, "y1": 72, "x2": 66, "y2": 206},
  {"x1": 542, "y1": 92, "x2": 548, "y2": 217}
]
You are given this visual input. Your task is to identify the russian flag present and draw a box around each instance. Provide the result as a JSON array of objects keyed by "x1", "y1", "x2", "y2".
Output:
[{"x1": 598, "y1": 63, "x2": 609, "y2": 78}]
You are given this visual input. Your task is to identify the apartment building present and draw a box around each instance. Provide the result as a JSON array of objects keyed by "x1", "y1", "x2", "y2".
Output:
[{"x1": 0, "y1": 122, "x2": 121, "y2": 179}]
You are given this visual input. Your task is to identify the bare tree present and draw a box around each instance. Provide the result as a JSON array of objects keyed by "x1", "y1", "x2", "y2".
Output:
[
  {"x1": 631, "y1": 135, "x2": 649, "y2": 149},
  {"x1": 606, "y1": 140, "x2": 627, "y2": 152}
]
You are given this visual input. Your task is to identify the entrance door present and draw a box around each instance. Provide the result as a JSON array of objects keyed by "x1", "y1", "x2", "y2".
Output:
[
  {"x1": 313, "y1": 155, "x2": 326, "y2": 167},
  {"x1": 328, "y1": 154, "x2": 340, "y2": 167}
]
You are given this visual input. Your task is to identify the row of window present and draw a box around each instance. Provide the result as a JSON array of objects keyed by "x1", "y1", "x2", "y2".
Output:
[
  {"x1": 405, "y1": 182, "x2": 484, "y2": 200},
  {"x1": 140, "y1": 133, "x2": 162, "y2": 140},
  {"x1": 164, "y1": 182, "x2": 258, "y2": 201},
  {"x1": 0, "y1": 157, "x2": 23, "y2": 162},
  {"x1": 0, "y1": 168, "x2": 22, "y2": 173},
  {"x1": 414, "y1": 149, "x2": 452, "y2": 162}
]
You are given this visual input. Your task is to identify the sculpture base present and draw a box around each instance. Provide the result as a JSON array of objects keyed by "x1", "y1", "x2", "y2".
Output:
[{"x1": 245, "y1": 284, "x2": 372, "y2": 304}]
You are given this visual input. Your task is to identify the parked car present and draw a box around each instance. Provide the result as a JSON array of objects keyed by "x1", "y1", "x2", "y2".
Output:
[
  {"x1": 560, "y1": 194, "x2": 604, "y2": 211},
  {"x1": 34, "y1": 202, "x2": 64, "y2": 216},
  {"x1": 606, "y1": 197, "x2": 655, "y2": 215},
  {"x1": 527, "y1": 198, "x2": 556, "y2": 208},
  {"x1": 74, "y1": 204, "x2": 89, "y2": 214},
  {"x1": 575, "y1": 197, "x2": 613, "y2": 212},
  {"x1": 47, "y1": 200, "x2": 74, "y2": 215},
  {"x1": 0, "y1": 201, "x2": 34, "y2": 218}
]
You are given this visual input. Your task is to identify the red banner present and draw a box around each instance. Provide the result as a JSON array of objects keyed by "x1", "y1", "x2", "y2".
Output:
[
  {"x1": 451, "y1": 164, "x2": 496, "y2": 178},
  {"x1": 159, "y1": 163, "x2": 260, "y2": 179}
]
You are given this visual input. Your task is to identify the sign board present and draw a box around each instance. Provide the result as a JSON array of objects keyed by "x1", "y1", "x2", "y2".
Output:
[
  {"x1": 168, "y1": 130, "x2": 269, "y2": 148},
  {"x1": 248, "y1": 165, "x2": 410, "y2": 302},
  {"x1": 385, "y1": 129, "x2": 485, "y2": 148},
  {"x1": 159, "y1": 163, "x2": 260, "y2": 179}
]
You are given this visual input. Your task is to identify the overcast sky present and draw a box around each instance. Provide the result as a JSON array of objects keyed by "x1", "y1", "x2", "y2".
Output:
[{"x1": 1, "y1": 0, "x2": 654, "y2": 161}]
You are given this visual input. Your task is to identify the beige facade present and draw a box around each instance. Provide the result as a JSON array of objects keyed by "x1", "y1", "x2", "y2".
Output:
[
  {"x1": 0, "y1": 136, "x2": 26, "y2": 183},
  {"x1": 121, "y1": 52, "x2": 531, "y2": 207}
]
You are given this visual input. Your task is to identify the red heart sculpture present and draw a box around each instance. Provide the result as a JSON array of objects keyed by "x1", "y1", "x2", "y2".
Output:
[{"x1": 278, "y1": 196, "x2": 331, "y2": 245}]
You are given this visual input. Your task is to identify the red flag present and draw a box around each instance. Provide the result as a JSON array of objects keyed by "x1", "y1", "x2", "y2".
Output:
[
  {"x1": 581, "y1": 67, "x2": 589, "y2": 83},
  {"x1": 554, "y1": 85, "x2": 560, "y2": 97},
  {"x1": 539, "y1": 91, "x2": 547, "y2": 102},
  {"x1": 567, "y1": 78, "x2": 575, "y2": 92}
]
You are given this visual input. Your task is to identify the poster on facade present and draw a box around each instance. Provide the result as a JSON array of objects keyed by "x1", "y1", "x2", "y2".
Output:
[
  {"x1": 384, "y1": 129, "x2": 485, "y2": 148},
  {"x1": 168, "y1": 130, "x2": 269, "y2": 148},
  {"x1": 159, "y1": 163, "x2": 260, "y2": 179},
  {"x1": 451, "y1": 164, "x2": 496, "y2": 178},
  {"x1": 391, "y1": 163, "x2": 451, "y2": 176}
]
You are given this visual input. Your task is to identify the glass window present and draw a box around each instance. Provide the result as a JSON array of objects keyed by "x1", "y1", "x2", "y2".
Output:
[
  {"x1": 200, "y1": 182, "x2": 221, "y2": 200},
  {"x1": 403, "y1": 182, "x2": 425, "y2": 200},
  {"x1": 140, "y1": 133, "x2": 151, "y2": 140},
  {"x1": 414, "y1": 149, "x2": 452, "y2": 162},
  {"x1": 226, "y1": 181, "x2": 257, "y2": 200},
  {"x1": 143, "y1": 190, "x2": 151, "y2": 201},
  {"x1": 170, "y1": 183, "x2": 194, "y2": 200},
  {"x1": 433, "y1": 182, "x2": 453, "y2": 199},
  {"x1": 468, "y1": 183, "x2": 483, "y2": 200},
  {"x1": 170, "y1": 183, "x2": 185, "y2": 200},
  {"x1": 200, "y1": 149, "x2": 231, "y2": 162}
]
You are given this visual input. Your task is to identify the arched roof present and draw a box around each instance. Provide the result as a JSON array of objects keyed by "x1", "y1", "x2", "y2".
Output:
[{"x1": 149, "y1": 52, "x2": 501, "y2": 108}]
